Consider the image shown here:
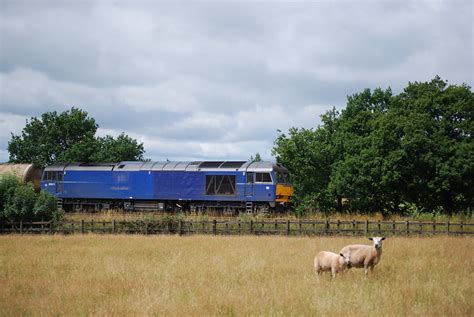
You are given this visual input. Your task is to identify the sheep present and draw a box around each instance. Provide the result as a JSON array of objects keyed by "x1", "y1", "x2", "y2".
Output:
[
  {"x1": 340, "y1": 237, "x2": 385, "y2": 276},
  {"x1": 314, "y1": 251, "x2": 351, "y2": 280}
]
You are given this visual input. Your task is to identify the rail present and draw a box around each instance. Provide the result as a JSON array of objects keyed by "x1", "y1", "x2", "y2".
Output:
[{"x1": 1, "y1": 219, "x2": 473, "y2": 236}]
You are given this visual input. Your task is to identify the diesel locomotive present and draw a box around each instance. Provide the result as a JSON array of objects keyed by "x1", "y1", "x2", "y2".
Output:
[{"x1": 41, "y1": 160, "x2": 293, "y2": 213}]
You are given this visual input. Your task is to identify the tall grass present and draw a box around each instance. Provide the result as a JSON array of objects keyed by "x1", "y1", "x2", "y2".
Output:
[
  {"x1": 0, "y1": 235, "x2": 472, "y2": 316},
  {"x1": 63, "y1": 210, "x2": 472, "y2": 223}
]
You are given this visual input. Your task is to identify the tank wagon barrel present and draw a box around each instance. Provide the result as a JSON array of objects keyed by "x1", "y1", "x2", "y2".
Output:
[
  {"x1": 41, "y1": 160, "x2": 293, "y2": 214},
  {"x1": 0, "y1": 163, "x2": 43, "y2": 192}
]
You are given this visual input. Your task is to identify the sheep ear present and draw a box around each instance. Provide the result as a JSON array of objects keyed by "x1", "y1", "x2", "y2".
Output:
[
  {"x1": 368, "y1": 237, "x2": 373, "y2": 240},
  {"x1": 381, "y1": 237, "x2": 386, "y2": 240}
]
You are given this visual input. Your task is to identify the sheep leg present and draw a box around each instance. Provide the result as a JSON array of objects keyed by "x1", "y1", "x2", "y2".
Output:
[
  {"x1": 331, "y1": 268, "x2": 336, "y2": 279},
  {"x1": 315, "y1": 268, "x2": 321, "y2": 282},
  {"x1": 364, "y1": 264, "x2": 369, "y2": 276}
]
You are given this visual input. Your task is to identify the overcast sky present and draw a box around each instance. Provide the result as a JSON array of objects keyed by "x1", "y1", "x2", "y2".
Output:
[{"x1": 0, "y1": 0, "x2": 472, "y2": 163}]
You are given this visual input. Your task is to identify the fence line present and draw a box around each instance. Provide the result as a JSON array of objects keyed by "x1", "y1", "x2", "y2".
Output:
[{"x1": 0, "y1": 219, "x2": 473, "y2": 236}]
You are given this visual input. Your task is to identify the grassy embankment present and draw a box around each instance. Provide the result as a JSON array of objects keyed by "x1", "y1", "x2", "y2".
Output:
[{"x1": 0, "y1": 235, "x2": 472, "y2": 316}]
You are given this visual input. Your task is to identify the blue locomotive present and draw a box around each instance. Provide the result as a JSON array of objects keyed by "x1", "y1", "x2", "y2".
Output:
[{"x1": 41, "y1": 160, "x2": 293, "y2": 213}]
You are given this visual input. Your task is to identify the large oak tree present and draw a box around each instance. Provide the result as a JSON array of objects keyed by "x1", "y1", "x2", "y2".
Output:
[{"x1": 8, "y1": 107, "x2": 145, "y2": 166}]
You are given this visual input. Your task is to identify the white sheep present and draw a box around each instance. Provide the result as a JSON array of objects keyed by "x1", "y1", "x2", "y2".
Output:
[
  {"x1": 314, "y1": 251, "x2": 351, "y2": 280},
  {"x1": 340, "y1": 237, "x2": 385, "y2": 276}
]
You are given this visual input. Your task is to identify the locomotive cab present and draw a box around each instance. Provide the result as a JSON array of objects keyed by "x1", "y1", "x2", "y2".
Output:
[{"x1": 274, "y1": 166, "x2": 293, "y2": 206}]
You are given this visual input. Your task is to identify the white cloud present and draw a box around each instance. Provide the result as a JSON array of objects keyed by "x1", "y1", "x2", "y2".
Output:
[{"x1": 0, "y1": 0, "x2": 472, "y2": 163}]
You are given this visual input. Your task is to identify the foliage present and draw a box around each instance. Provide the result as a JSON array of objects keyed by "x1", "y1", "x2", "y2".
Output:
[
  {"x1": 8, "y1": 107, "x2": 145, "y2": 166},
  {"x1": 0, "y1": 177, "x2": 59, "y2": 221},
  {"x1": 0, "y1": 175, "x2": 19, "y2": 212},
  {"x1": 33, "y1": 190, "x2": 61, "y2": 221},
  {"x1": 3, "y1": 184, "x2": 37, "y2": 221},
  {"x1": 8, "y1": 107, "x2": 98, "y2": 166},
  {"x1": 273, "y1": 77, "x2": 473, "y2": 216},
  {"x1": 93, "y1": 133, "x2": 145, "y2": 162},
  {"x1": 249, "y1": 153, "x2": 262, "y2": 162}
]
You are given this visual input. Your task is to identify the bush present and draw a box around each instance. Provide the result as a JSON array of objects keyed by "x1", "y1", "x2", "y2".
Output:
[
  {"x1": 34, "y1": 190, "x2": 60, "y2": 221},
  {"x1": 0, "y1": 175, "x2": 20, "y2": 212},
  {"x1": 4, "y1": 184, "x2": 37, "y2": 221},
  {"x1": 0, "y1": 177, "x2": 60, "y2": 222}
]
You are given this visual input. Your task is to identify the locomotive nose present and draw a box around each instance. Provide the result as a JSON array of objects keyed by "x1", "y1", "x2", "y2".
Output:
[{"x1": 275, "y1": 184, "x2": 294, "y2": 204}]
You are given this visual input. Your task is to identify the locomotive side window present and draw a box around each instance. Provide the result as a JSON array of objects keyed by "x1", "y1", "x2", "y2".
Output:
[
  {"x1": 43, "y1": 171, "x2": 63, "y2": 181},
  {"x1": 206, "y1": 175, "x2": 236, "y2": 195},
  {"x1": 256, "y1": 172, "x2": 272, "y2": 183}
]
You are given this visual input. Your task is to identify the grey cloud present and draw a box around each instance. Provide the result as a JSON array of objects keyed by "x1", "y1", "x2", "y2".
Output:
[{"x1": 0, "y1": 0, "x2": 472, "y2": 163}]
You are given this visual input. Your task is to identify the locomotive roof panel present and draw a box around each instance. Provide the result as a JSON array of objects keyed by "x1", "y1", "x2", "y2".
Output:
[
  {"x1": 245, "y1": 161, "x2": 274, "y2": 172},
  {"x1": 44, "y1": 161, "x2": 283, "y2": 172},
  {"x1": 163, "y1": 161, "x2": 189, "y2": 171},
  {"x1": 114, "y1": 161, "x2": 145, "y2": 171},
  {"x1": 44, "y1": 163, "x2": 69, "y2": 172},
  {"x1": 65, "y1": 163, "x2": 115, "y2": 171}
]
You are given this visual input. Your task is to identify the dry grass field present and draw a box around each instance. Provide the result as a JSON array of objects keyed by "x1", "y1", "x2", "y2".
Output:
[{"x1": 0, "y1": 235, "x2": 472, "y2": 316}]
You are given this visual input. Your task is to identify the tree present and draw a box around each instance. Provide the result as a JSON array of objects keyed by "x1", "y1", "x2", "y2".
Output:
[
  {"x1": 249, "y1": 153, "x2": 262, "y2": 162},
  {"x1": 8, "y1": 107, "x2": 98, "y2": 166},
  {"x1": 92, "y1": 133, "x2": 145, "y2": 162},
  {"x1": 272, "y1": 77, "x2": 473, "y2": 216},
  {"x1": 390, "y1": 77, "x2": 474, "y2": 215},
  {"x1": 8, "y1": 107, "x2": 146, "y2": 165}
]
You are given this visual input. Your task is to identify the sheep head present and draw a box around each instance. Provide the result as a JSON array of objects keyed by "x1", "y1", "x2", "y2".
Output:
[{"x1": 368, "y1": 237, "x2": 385, "y2": 249}]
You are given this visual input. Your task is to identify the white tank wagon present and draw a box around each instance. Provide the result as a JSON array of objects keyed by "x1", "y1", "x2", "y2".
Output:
[{"x1": 0, "y1": 163, "x2": 43, "y2": 192}]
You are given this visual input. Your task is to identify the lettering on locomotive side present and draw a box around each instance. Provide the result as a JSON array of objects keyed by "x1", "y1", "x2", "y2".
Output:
[{"x1": 111, "y1": 186, "x2": 130, "y2": 190}]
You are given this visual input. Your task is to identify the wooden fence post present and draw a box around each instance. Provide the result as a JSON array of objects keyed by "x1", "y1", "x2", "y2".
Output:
[
  {"x1": 81, "y1": 220, "x2": 84, "y2": 234},
  {"x1": 113, "y1": 220, "x2": 116, "y2": 233},
  {"x1": 286, "y1": 220, "x2": 290, "y2": 236},
  {"x1": 250, "y1": 220, "x2": 253, "y2": 235},
  {"x1": 446, "y1": 221, "x2": 450, "y2": 235},
  {"x1": 364, "y1": 220, "x2": 368, "y2": 235},
  {"x1": 406, "y1": 221, "x2": 409, "y2": 236},
  {"x1": 213, "y1": 219, "x2": 217, "y2": 235},
  {"x1": 377, "y1": 220, "x2": 381, "y2": 234},
  {"x1": 352, "y1": 220, "x2": 356, "y2": 235},
  {"x1": 392, "y1": 220, "x2": 396, "y2": 235},
  {"x1": 178, "y1": 219, "x2": 183, "y2": 236},
  {"x1": 20, "y1": 220, "x2": 23, "y2": 234},
  {"x1": 238, "y1": 219, "x2": 241, "y2": 235},
  {"x1": 325, "y1": 219, "x2": 330, "y2": 235},
  {"x1": 460, "y1": 222, "x2": 464, "y2": 235},
  {"x1": 337, "y1": 220, "x2": 340, "y2": 235},
  {"x1": 49, "y1": 221, "x2": 53, "y2": 234},
  {"x1": 432, "y1": 220, "x2": 436, "y2": 234}
]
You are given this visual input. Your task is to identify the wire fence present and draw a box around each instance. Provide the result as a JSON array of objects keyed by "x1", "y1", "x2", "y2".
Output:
[{"x1": 1, "y1": 219, "x2": 473, "y2": 236}]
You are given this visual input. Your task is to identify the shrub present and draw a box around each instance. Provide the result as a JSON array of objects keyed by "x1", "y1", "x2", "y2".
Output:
[
  {"x1": 4, "y1": 184, "x2": 37, "y2": 221},
  {"x1": 33, "y1": 190, "x2": 60, "y2": 221},
  {"x1": 0, "y1": 175, "x2": 20, "y2": 213}
]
